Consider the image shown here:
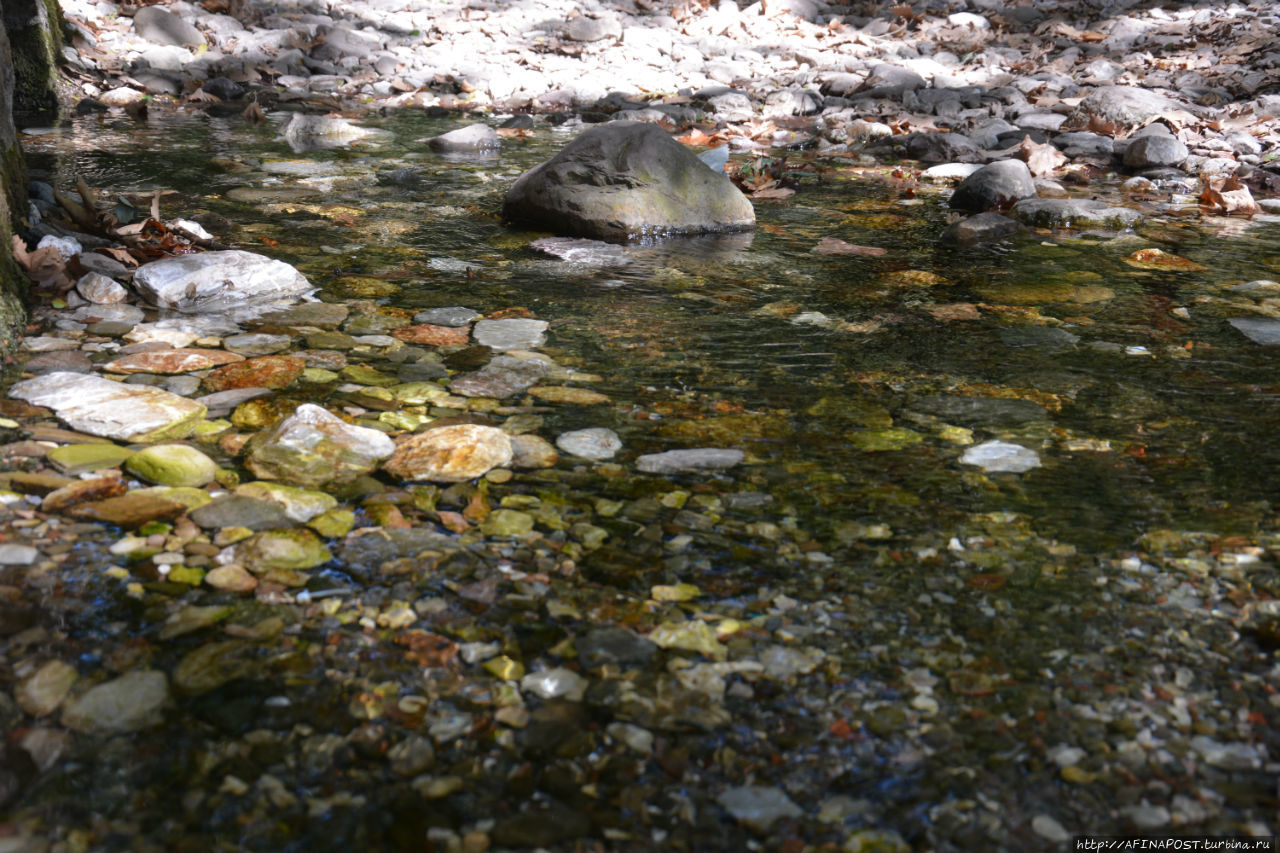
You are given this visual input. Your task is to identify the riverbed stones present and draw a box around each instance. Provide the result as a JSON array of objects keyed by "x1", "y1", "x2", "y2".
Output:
[
  {"x1": 636, "y1": 448, "x2": 745, "y2": 474},
  {"x1": 451, "y1": 354, "x2": 553, "y2": 398},
  {"x1": 132, "y1": 251, "x2": 312, "y2": 315},
  {"x1": 949, "y1": 160, "x2": 1036, "y2": 212},
  {"x1": 718, "y1": 785, "x2": 803, "y2": 831},
  {"x1": 384, "y1": 424, "x2": 513, "y2": 482},
  {"x1": 425, "y1": 123, "x2": 500, "y2": 153},
  {"x1": 238, "y1": 529, "x2": 332, "y2": 572},
  {"x1": 556, "y1": 428, "x2": 622, "y2": 460},
  {"x1": 940, "y1": 212, "x2": 1021, "y2": 244},
  {"x1": 244, "y1": 403, "x2": 396, "y2": 487},
  {"x1": 124, "y1": 444, "x2": 218, "y2": 487},
  {"x1": 472, "y1": 319, "x2": 548, "y2": 352},
  {"x1": 203, "y1": 356, "x2": 305, "y2": 392},
  {"x1": 1009, "y1": 198, "x2": 1142, "y2": 230},
  {"x1": 235, "y1": 482, "x2": 338, "y2": 523},
  {"x1": 1123, "y1": 133, "x2": 1188, "y2": 169},
  {"x1": 501, "y1": 121, "x2": 755, "y2": 240},
  {"x1": 100, "y1": 348, "x2": 245, "y2": 375},
  {"x1": 9, "y1": 373, "x2": 207, "y2": 442},
  {"x1": 60, "y1": 669, "x2": 170, "y2": 734},
  {"x1": 393, "y1": 324, "x2": 471, "y2": 346},
  {"x1": 16, "y1": 660, "x2": 78, "y2": 718},
  {"x1": 960, "y1": 440, "x2": 1041, "y2": 473},
  {"x1": 189, "y1": 495, "x2": 293, "y2": 530},
  {"x1": 75, "y1": 272, "x2": 128, "y2": 304},
  {"x1": 69, "y1": 492, "x2": 189, "y2": 527},
  {"x1": 413, "y1": 307, "x2": 479, "y2": 327}
]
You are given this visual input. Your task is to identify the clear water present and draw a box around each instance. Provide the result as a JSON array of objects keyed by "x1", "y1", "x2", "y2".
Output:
[{"x1": 11, "y1": 108, "x2": 1280, "y2": 850}]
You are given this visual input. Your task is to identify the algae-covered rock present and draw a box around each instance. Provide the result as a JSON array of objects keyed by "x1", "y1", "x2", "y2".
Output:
[
  {"x1": 235, "y1": 481, "x2": 338, "y2": 522},
  {"x1": 238, "y1": 528, "x2": 332, "y2": 572},
  {"x1": 47, "y1": 443, "x2": 136, "y2": 475},
  {"x1": 60, "y1": 669, "x2": 170, "y2": 734},
  {"x1": 125, "y1": 444, "x2": 218, "y2": 487}
]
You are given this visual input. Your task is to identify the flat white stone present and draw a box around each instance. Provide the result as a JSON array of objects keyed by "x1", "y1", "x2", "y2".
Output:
[
  {"x1": 9, "y1": 372, "x2": 206, "y2": 441},
  {"x1": 0, "y1": 544, "x2": 39, "y2": 565},
  {"x1": 472, "y1": 318, "x2": 548, "y2": 352},
  {"x1": 959, "y1": 440, "x2": 1040, "y2": 473},
  {"x1": 555, "y1": 427, "x2": 622, "y2": 460},
  {"x1": 133, "y1": 250, "x2": 312, "y2": 318},
  {"x1": 636, "y1": 447, "x2": 744, "y2": 474}
]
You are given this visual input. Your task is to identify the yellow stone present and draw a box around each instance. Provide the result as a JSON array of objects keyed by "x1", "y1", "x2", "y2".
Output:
[{"x1": 651, "y1": 583, "x2": 700, "y2": 602}]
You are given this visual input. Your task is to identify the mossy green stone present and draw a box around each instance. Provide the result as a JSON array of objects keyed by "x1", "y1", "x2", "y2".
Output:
[
  {"x1": 133, "y1": 486, "x2": 214, "y2": 511},
  {"x1": 125, "y1": 444, "x2": 219, "y2": 487},
  {"x1": 308, "y1": 508, "x2": 356, "y2": 538},
  {"x1": 47, "y1": 443, "x2": 136, "y2": 475},
  {"x1": 235, "y1": 481, "x2": 338, "y2": 522},
  {"x1": 481, "y1": 509, "x2": 535, "y2": 537},
  {"x1": 341, "y1": 364, "x2": 398, "y2": 386},
  {"x1": 239, "y1": 528, "x2": 332, "y2": 572},
  {"x1": 847, "y1": 428, "x2": 925, "y2": 452},
  {"x1": 167, "y1": 566, "x2": 206, "y2": 586},
  {"x1": 301, "y1": 368, "x2": 340, "y2": 384}
]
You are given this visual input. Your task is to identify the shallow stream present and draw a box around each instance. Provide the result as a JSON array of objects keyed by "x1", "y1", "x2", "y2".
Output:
[{"x1": 7, "y1": 108, "x2": 1280, "y2": 851}]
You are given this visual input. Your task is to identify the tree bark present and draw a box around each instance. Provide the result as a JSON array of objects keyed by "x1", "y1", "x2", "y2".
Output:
[{"x1": 0, "y1": 10, "x2": 37, "y2": 354}]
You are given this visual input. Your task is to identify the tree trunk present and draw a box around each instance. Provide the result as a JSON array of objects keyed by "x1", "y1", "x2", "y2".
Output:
[
  {"x1": 4, "y1": 0, "x2": 64, "y2": 117},
  {"x1": 0, "y1": 11, "x2": 37, "y2": 354}
]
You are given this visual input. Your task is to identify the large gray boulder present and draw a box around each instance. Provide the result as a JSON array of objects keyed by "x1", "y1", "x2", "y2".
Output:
[
  {"x1": 949, "y1": 160, "x2": 1036, "y2": 212},
  {"x1": 502, "y1": 122, "x2": 755, "y2": 241}
]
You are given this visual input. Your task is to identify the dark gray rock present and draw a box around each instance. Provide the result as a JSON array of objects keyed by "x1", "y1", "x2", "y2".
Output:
[
  {"x1": 189, "y1": 496, "x2": 294, "y2": 531},
  {"x1": 451, "y1": 355, "x2": 553, "y2": 398},
  {"x1": 575, "y1": 627, "x2": 658, "y2": 669},
  {"x1": 940, "y1": 212, "x2": 1022, "y2": 244},
  {"x1": 1228, "y1": 318, "x2": 1280, "y2": 345},
  {"x1": 903, "y1": 132, "x2": 982, "y2": 164},
  {"x1": 909, "y1": 394, "x2": 1048, "y2": 427},
  {"x1": 1009, "y1": 198, "x2": 1142, "y2": 230},
  {"x1": 998, "y1": 326, "x2": 1080, "y2": 351},
  {"x1": 502, "y1": 122, "x2": 755, "y2": 241},
  {"x1": 1052, "y1": 131, "x2": 1113, "y2": 158},
  {"x1": 1123, "y1": 134, "x2": 1188, "y2": 169},
  {"x1": 413, "y1": 307, "x2": 479, "y2": 327},
  {"x1": 949, "y1": 160, "x2": 1036, "y2": 212}
]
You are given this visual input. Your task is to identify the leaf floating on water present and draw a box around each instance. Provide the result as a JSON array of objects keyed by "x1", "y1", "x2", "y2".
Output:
[
  {"x1": 812, "y1": 237, "x2": 888, "y2": 257},
  {"x1": 965, "y1": 573, "x2": 1008, "y2": 592},
  {"x1": 1123, "y1": 248, "x2": 1207, "y2": 271}
]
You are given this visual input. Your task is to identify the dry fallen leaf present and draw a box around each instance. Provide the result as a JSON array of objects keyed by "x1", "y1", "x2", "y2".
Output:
[
  {"x1": 1016, "y1": 135, "x2": 1067, "y2": 177},
  {"x1": 752, "y1": 186, "x2": 795, "y2": 200},
  {"x1": 1200, "y1": 176, "x2": 1259, "y2": 216}
]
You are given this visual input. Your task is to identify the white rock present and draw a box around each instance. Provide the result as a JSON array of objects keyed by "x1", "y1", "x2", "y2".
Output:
[
  {"x1": 959, "y1": 440, "x2": 1040, "y2": 473},
  {"x1": 75, "y1": 271, "x2": 128, "y2": 304},
  {"x1": 9, "y1": 372, "x2": 207, "y2": 441},
  {"x1": 717, "y1": 786, "x2": 802, "y2": 831},
  {"x1": 123, "y1": 325, "x2": 199, "y2": 348},
  {"x1": 132, "y1": 250, "x2": 312, "y2": 318},
  {"x1": 0, "y1": 544, "x2": 39, "y2": 565},
  {"x1": 636, "y1": 447, "x2": 744, "y2": 474},
  {"x1": 36, "y1": 234, "x2": 82, "y2": 261},
  {"x1": 472, "y1": 318, "x2": 548, "y2": 352},
  {"x1": 555, "y1": 427, "x2": 622, "y2": 460},
  {"x1": 520, "y1": 667, "x2": 588, "y2": 701},
  {"x1": 1031, "y1": 814, "x2": 1070, "y2": 843}
]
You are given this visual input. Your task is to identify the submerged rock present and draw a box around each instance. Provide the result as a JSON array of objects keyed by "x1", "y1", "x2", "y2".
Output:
[
  {"x1": 133, "y1": 250, "x2": 312, "y2": 316},
  {"x1": 1009, "y1": 198, "x2": 1141, "y2": 230},
  {"x1": 9, "y1": 373, "x2": 207, "y2": 442},
  {"x1": 960, "y1": 440, "x2": 1041, "y2": 473},
  {"x1": 426, "y1": 123, "x2": 500, "y2": 153},
  {"x1": 556, "y1": 427, "x2": 622, "y2": 460},
  {"x1": 471, "y1": 319, "x2": 548, "y2": 352},
  {"x1": 502, "y1": 121, "x2": 755, "y2": 241},
  {"x1": 61, "y1": 670, "x2": 170, "y2": 734},
  {"x1": 124, "y1": 444, "x2": 218, "y2": 487},
  {"x1": 384, "y1": 424, "x2": 514, "y2": 482},
  {"x1": 717, "y1": 785, "x2": 803, "y2": 831},
  {"x1": 244, "y1": 403, "x2": 396, "y2": 487},
  {"x1": 636, "y1": 448, "x2": 744, "y2": 474}
]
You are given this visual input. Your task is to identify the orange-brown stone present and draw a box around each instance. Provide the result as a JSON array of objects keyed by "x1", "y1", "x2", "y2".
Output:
[
  {"x1": 101, "y1": 349, "x2": 245, "y2": 375},
  {"x1": 393, "y1": 324, "x2": 471, "y2": 346},
  {"x1": 203, "y1": 356, "x2": 305, "y2": 392}
]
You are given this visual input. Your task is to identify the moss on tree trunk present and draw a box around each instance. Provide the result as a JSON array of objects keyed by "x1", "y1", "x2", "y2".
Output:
[
  {"x1": 6, "y1": 0, "x2": 65, "y2": 116},
  {"x1": 0, "y1": 10, "x2": 37, "y2": 356}
]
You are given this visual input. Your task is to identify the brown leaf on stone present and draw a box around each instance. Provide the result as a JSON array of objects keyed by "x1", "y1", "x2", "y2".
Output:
[
  {"x1": 812, "y1": 237, "x2": 888, "y2": 256},
  {"x1": 1199, "y1": 176, "x2": 1259, "y2": 216},
  {"x1": 1016, "y1": 135, "x2": 1067, "y2": 177}
]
